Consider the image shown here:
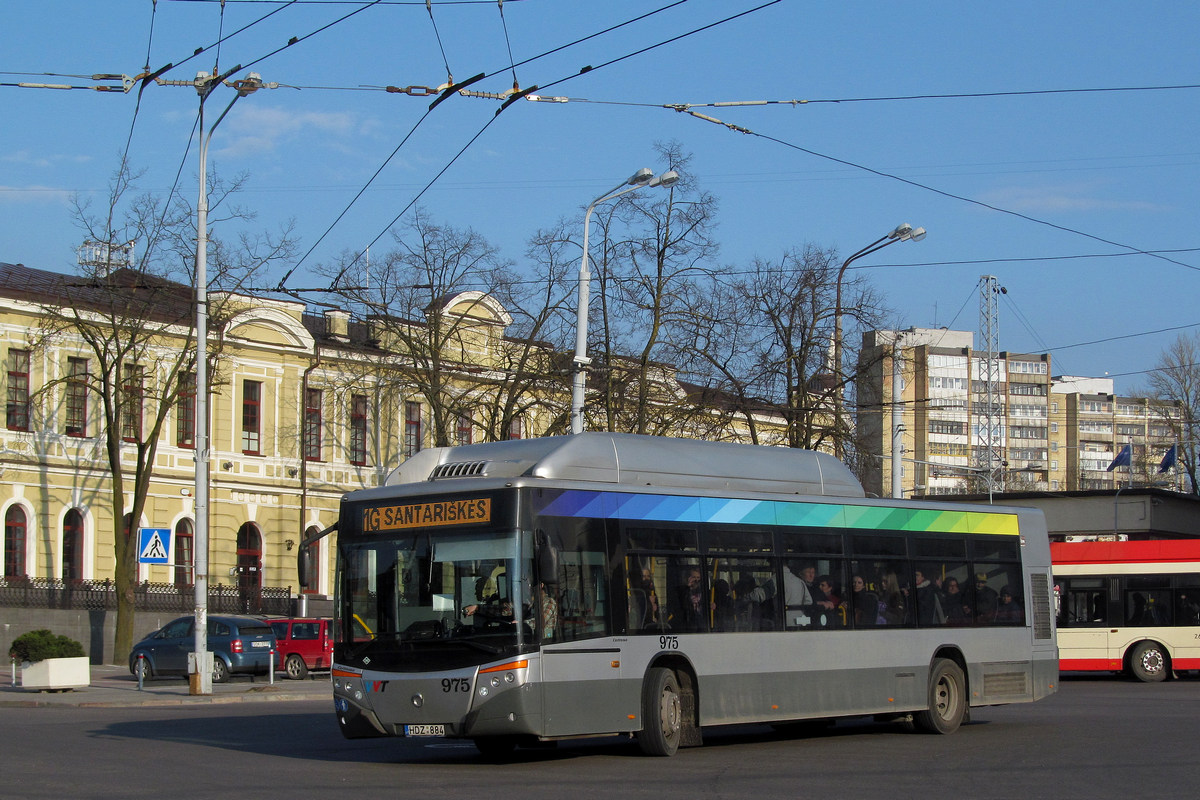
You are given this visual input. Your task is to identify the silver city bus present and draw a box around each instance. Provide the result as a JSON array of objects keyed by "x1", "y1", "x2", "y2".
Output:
[{"x1": 317, "y1": 433, "x2": 1057, "y2": 756}]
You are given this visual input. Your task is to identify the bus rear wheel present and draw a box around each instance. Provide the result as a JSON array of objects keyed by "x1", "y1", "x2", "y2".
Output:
[
  {"x1": 914, "y1": 658, "x2": 966, "y2": 734},
  {"x1": 1129, "y1": 641, "x2": 1168, "y2": 682},
  {"x1": 638, "y1": 667, "x2": 682, "y2": 756}
]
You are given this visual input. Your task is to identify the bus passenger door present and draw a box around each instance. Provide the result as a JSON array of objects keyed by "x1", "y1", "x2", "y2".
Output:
[
  {"x1": 1058, "y1": 582, "x2": 1119, "y2": 670},
  {"x1": 539, "y1": 645, "x2": 631, "y2": 737}
]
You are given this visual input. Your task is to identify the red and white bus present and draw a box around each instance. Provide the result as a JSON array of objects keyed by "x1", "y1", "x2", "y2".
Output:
[{"x1": 1052, "y1": 539, "x2": 1200, "y2": 681}]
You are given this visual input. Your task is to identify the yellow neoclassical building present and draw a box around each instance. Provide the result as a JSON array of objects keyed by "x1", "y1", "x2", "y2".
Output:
[{"x1": 0, "y1": 262, "x2": 560, "y2": 611}]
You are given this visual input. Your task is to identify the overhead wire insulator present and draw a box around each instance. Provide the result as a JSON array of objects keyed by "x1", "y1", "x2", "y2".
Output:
[{"x1": 384, "y1": 85, "x2": 440, "y2": 96}]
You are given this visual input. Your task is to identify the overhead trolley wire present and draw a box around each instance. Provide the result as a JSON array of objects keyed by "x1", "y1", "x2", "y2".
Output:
[
  {"x1": 425, "y1": 0, "x2": 455, "y2": 87},
  {"x1": 276, "y1": 0, "x2": 765, "y2": 290},
  {"x1": 664, "y1": 110, "x2": 1200, "y2": 274}
]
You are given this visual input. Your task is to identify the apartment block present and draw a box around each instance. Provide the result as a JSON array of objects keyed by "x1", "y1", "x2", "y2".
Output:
[{"x1": 856, "y1": 328, "x2": 1182, "y2": 498}]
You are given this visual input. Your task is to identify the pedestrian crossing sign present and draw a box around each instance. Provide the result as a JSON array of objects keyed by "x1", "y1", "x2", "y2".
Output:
[{"x1": 138, "y1": 527, "x2": 171, "y2": 564}]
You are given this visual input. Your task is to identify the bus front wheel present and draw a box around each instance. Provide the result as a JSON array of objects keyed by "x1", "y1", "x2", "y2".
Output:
[
  {"x1": 914, "y1": 658, "x2": 966, "y2": 734},
  {"x1": 1129, "y1": 641, "x2": 1168, "y2": 683},
  {"x1": 638, "y1": 667, "x2": 682, "y2": 756}
]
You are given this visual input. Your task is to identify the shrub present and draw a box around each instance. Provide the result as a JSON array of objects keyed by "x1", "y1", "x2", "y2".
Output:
[{"x1": 8, "y1": 629, "x2": 86, "y2": 663}]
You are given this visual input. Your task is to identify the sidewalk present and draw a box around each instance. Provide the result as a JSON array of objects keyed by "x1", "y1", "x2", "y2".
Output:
[{"x1": 1, "y1": 663, "x2": 331, "y2": 708}]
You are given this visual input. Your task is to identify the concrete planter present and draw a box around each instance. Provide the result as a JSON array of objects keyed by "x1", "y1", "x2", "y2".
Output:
[{"x1": 21, "y1": 656, "x2": 90, "y2": 691}]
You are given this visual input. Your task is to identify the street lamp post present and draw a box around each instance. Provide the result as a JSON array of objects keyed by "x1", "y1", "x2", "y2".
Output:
[
  {"x1": 190, "y1": 70, "x2": 264, "y2": 696},
  {"x1": 832, "y1": 223, "x2": 926, "y2": 460},
  {"x1": 570, "y1": 168, "x2": 679, "y2": 434}
]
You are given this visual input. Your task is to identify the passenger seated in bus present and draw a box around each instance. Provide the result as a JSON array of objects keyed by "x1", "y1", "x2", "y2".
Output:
[
  {"x1": 814, "y1": 575, "x2": 844, "y2": 627},
  {"x1": 942, "y1": 578, "x2": 970, "y2": 625},
  {"x1": 629, "y1": 567, "x2": 661, "y2": 630},
  {"x1": 1091, "y1": 592, "x2": 1107, "y2": 623},
  {"x1": 816, "y1": 575, "x2": 841, "y2": 607},
  {"x1": 671, "y1": 567, "x2": 708, "y2": 632},
  {"x1": 971, "y1": 574, "x2": 999, "y2": 623},
  {"x1": 877, "y1": 571, "x2": 906, "y2": 625},
  {"x1": 993, "y1": 586, "x2": 1024, "y2": 624},
  {"x1": 539, "y1": 582, "x2": 559, "y2": 639},
  {"x1": 1177, "y1": 591, "x2": 1200, "y2": 625},
  {"x1": 849, "y1": 575, "x2": 877, "y2": 628},
  {"x1": 914, "y1": 569, "x2": 947, "y2": 626}
]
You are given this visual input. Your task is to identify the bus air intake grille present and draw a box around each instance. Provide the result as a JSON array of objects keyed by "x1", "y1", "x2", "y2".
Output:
[
  {"x1": 983, "y1": 671, "x2": 1029, "y2": 697},
  {"x1": 430, "y1": 460, "x2": 488, "y2": 479},
  {"x1": 1029, "y1": 573, "x2": 1052, "y2": 640}
]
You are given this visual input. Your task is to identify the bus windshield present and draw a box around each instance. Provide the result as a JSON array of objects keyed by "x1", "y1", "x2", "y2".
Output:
[{"x1": 337, "y1": 527, "x2": 533, "y2": 671}]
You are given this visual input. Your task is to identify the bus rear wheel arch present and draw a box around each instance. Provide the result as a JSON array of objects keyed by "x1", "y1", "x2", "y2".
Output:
[{"x1": 1127, "y1": 640, "x2": 1169, "y2": 683}]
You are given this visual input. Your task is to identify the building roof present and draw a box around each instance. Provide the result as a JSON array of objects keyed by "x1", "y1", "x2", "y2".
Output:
[{"x1": 0, "y1": 262, "x2": 194, "y2": 325}]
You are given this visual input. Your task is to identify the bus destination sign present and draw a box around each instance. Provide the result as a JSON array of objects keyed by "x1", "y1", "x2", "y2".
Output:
[{"x1": 363, "y1": 498, "x2": 491, "y2": 532}]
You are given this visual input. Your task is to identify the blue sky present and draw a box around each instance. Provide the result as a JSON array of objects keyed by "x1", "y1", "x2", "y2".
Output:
[{"x1": 3, "y1": 1, "x2": 1198, "y2": 395}]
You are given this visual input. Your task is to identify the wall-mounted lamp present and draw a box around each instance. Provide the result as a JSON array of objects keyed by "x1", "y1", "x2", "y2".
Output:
[
  {"x1": 285, "y1": 539, "x2": 295, "y2": 551},
  {"x1": 228, "y1": 567, "x2": 238, "y2": 577},
  {"x1": 221, "y1": 461, "x2": 233, "y2": 471}
]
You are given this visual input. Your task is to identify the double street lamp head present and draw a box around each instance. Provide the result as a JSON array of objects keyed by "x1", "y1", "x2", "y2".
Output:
[
  {"x1": 649, "y1": 170, "x2": 680, "y2": 189},
  {"x1": 889, "y1": 223, "x2": 926, "y2": 243},
  {"x1": 625, "y1": 168, "x2": 680, "y2": 189},
  {"x1": 627, "y1": 168, "x2": 655, "y2": 186}
]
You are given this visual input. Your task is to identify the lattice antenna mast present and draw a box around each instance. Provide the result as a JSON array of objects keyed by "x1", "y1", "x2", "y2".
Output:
[{"x1": 978, "y1": 275, "x2": 1005, "y2": 500}]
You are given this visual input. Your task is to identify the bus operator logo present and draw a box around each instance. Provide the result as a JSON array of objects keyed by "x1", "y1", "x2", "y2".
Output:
[{"x1": 363, "y1": 498, "x2": 491, "y2": 532}]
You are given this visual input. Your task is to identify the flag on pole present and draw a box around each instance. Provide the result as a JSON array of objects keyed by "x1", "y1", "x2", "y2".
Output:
[
  {"x1": 1158, "y1": 444, "x2": 1178, "y2": 473},
  {"x1": 1106, "y1": 444, "x2": 1132, "y2": 472}
]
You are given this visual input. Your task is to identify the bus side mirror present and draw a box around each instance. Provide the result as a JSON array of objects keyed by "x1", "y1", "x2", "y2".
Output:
[
  {"x1": 297, "y1": 548, "x2": 310, "y2": 589},
  {"x1": 536, "y1": 529, "x2": 560, "y2": 586}
]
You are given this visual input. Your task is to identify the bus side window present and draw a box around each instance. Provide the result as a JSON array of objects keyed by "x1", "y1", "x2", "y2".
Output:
[
  {"x1": 1090, "y1": 592, "x2": 1108, "y2": 624},
  {"x1": 1176, "y1": 588, "x2": 1200, "y2": 626}
]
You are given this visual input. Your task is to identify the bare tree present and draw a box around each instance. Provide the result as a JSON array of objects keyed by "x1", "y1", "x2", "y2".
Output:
[
  {"x1": 590, "y1": 142, "x2": 723, "y2": 435},
  {"x1": 475, "y1": 222, "x2": 582, "y2": 440},
  {"x1": 31, "y1": 163, "x2": 296, "y2": 664},
  {"x1": 680, "y1": 244, "x2": 889, "y2": 455},
  {"x1": 320, "y1": 210, "x2": 558, "y2": 447},
  {"x1": 1143, "y1": 332, "x2": 1200, "y2": 495}
]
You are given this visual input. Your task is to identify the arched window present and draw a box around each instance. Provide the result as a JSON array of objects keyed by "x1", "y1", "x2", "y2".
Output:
[
  {"x1": 303, "y1": 525, "x2": 321, "y2": 594},
  {"x1": 236, "y1": 522, "x2": 263, "y2": 613},
  {"x1": 4, "y1": 506, "x2": 27, "y2": 578},
  {"x1": 62, "y1": 508, "x2": 84, "y2": 581},
  {"x1": 174, "y1": 518, "x2": 194, "y2": 586}
]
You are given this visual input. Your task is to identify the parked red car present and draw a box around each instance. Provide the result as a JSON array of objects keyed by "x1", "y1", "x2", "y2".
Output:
[{"x1": 266, "y1": 617, "x2": 333, "y2": 679}]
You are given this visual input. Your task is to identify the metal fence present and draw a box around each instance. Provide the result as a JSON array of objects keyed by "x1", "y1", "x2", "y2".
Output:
[{"x1": 0, "y1": 577, "x2": 293, "y2": 615}]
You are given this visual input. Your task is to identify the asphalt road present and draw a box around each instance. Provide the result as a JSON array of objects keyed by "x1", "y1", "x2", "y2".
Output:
[{"x1": 1, "y1": 675, "x2": 1194, "y2": 800}]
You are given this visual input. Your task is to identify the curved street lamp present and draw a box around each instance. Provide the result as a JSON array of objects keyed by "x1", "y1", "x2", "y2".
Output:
[
  {"x1": 191, "y1": 70, "x2": 266, "y2": 695},
  {"x1": 832, "y1": 223, "x2": 926, "y2": 459},
  {"x1": 570, "y1": 168, "x2": 679, "y2": 434}
]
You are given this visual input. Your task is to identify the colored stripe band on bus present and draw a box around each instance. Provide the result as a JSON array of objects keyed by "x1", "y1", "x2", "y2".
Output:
[{"x1": 533, "y1": 490, "x2": 1019, "y2": 536}]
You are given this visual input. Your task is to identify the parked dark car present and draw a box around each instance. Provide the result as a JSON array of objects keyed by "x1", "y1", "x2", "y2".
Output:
[
  {"x1": 266, "y1": 617, "x2": 333, "y2": 679},
  {"x1": 129, "y1": 614, "x2": 276, "y2": 683}
]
